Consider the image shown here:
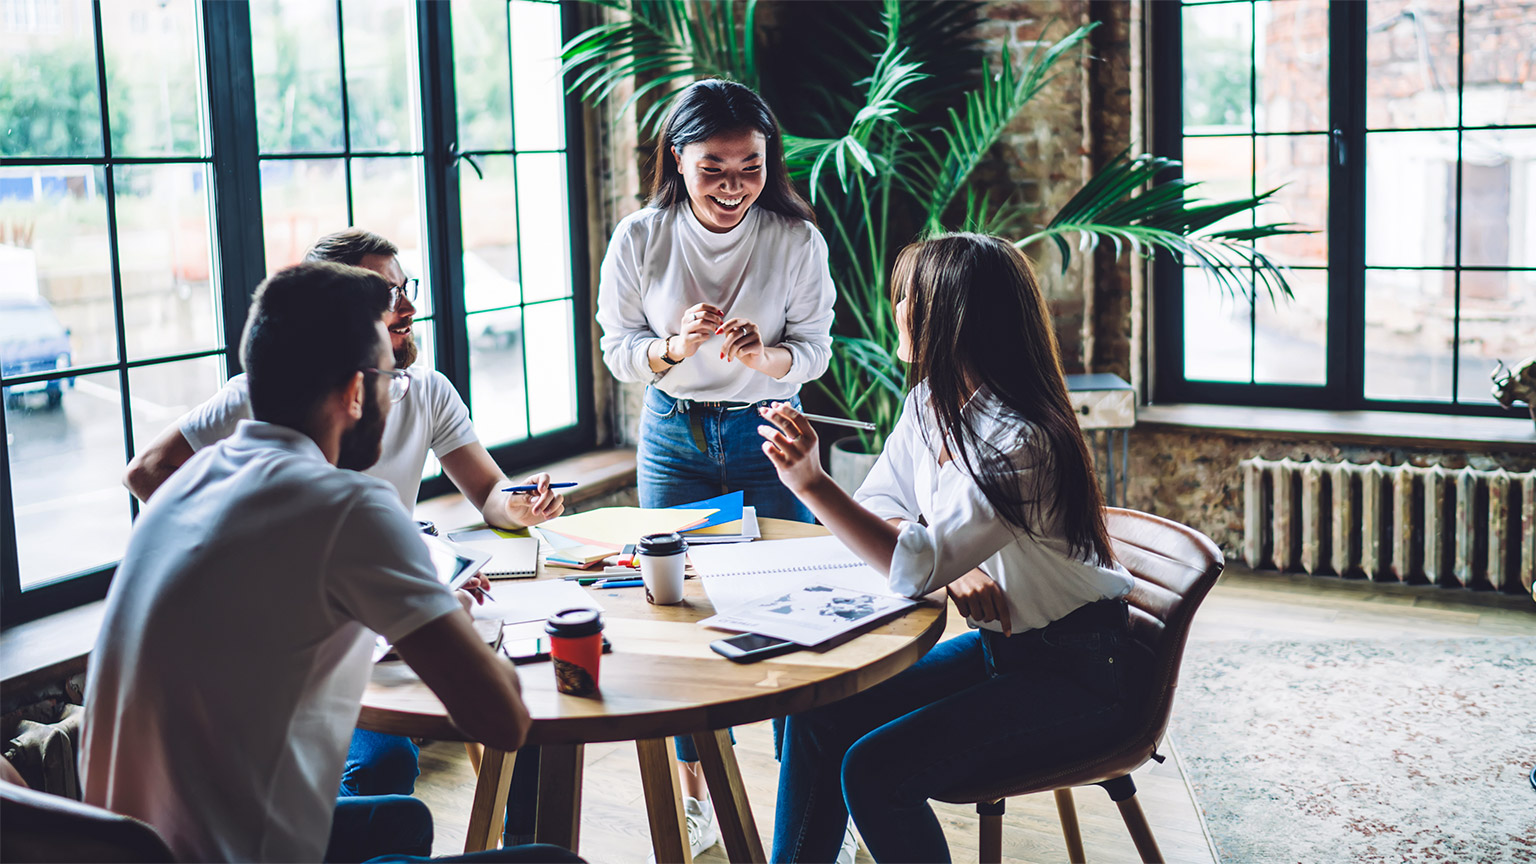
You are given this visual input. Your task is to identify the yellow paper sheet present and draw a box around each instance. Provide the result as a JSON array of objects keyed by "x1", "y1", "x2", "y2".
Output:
[
  {"x1": 540, "y1": 507, "x2": 718, "y2": 549},
  {"x1": 685, "y1": 520, "x2": 743, "y2": 536}
]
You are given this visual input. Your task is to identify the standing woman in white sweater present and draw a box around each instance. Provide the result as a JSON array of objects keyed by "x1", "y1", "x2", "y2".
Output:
[
  {"x1": 595, "y1": 79, "x2": 837, "y2": 856},
  {"x1": 597, "y1": 79, "x2": 835, "y2": 525}
]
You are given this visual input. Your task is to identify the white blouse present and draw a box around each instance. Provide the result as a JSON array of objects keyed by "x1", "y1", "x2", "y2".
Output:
[
  {"x1": 596, "y1": 203, "x2": 836, "y2": 403},
  {"x1": 855, "y1": 384, "x2": 1133, "y2": 633}
]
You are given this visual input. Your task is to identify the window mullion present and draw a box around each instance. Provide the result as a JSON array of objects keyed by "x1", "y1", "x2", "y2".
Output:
[
  {"x1": 1329, "y1": 0, "x2": 1367, "y2": 411},
  {"x1": 417, "y1": 1, "x2": 470, "y2": 402},
  {"x1": 203, "y1": 0, "x2": 266, "y2": 379},
  {"x1": 1149, "y1": 0, "x2": 1186, "y2": 404}
]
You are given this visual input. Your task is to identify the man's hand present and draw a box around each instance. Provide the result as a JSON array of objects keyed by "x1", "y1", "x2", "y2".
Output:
[
  {"x1": 946, "y1": 568, "x2": 1011, "y2": 636},
  {"x1": 756, "y1": 401, "x2": 828, "y2": 495},
  {"x1": 504, "y1": 473, "x2": 565, "y2": 527}
]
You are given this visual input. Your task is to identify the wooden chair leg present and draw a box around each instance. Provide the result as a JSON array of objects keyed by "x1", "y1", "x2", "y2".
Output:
[
  {"x1": 692, "y1": 729, "x2": 765, "y2": 863},
  {"x1": 1114, "y1": 794, "x2": 1164, "y2": 864},
  {"x1": 464, "y1": 741, "x2": 484, "y2": 775},
  {"x1": 636, "y1": 737, "x2": 691, "y2": 864},
  {"x1": 976, "y1": 800, "x2": 1004, "y2": 864},
  {"x1": 1054, "y1": 788, "x2": 1086, "y2": 863},
  {"x1": 464, "y1": 748, "x2": 516, "y2": 854}
]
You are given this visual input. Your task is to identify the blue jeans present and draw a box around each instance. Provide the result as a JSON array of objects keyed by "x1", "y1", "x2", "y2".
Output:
[
  {"x1": 340, "y1": 730, "x2": 419, "y2": 797},
  {"x1": 639, "y1": 385, "x2": 814, "y2": 764},
  {"x1": 770, "y1": 600, "x2": 1148, "y2": 863},
  {"x1": 638, "y1": 386, "x2": 815, "y2": 525},
  {"x1": 327, "y1": 794, "x2": 582, "y2": 863}
]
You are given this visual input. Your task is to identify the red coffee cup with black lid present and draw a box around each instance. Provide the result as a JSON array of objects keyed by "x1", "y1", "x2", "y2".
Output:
[{"x1": 545, "y1": 608, "x2": 603, "y2": 696}]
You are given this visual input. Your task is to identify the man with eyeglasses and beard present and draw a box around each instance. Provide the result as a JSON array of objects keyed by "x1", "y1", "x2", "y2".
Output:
[
  {"x1": 123, "y1": 229, "x2": 562, "y2": 826},
  {"x1": 83, "y1": 262, "x2": 580, "y2": 864}
]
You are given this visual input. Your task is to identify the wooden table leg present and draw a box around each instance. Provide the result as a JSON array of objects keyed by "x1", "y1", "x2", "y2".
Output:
[
  {"x1": 534, "y1": 743, "x2": 584, "y2": 852},
  {"x1": 636, "y1": 737, "x2": 692, "y2": 864},
  {"x1": 465, "y1": 741, "x2": 484, "y2": 775},
  {"x1": 692, "y1": 729, "x2": 765, "y2": 863},
  {"x1": 464, "y1": 747, "x2": 516, "y2": 854}
]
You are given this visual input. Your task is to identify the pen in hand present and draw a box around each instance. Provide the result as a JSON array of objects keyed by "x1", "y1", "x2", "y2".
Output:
[{"x1": 502, "y1": 482, "x2": 579, "y2": 494}]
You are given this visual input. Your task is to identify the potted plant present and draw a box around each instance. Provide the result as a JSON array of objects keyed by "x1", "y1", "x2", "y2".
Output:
[{"x1": 564, "y1": 0, "x2": 1304, "y2": 489}]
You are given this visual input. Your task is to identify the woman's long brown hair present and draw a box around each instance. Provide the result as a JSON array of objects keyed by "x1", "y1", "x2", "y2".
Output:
[{"x1": 892, "y1": 233, "x2": 1114, "y2": 566}]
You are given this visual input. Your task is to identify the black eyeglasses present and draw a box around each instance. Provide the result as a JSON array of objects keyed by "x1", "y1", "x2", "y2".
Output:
[
  {"x1": 360, "y1": 367, "x2": 411, "y2": 403},
  {"x1": 391, "y1": 278, "x2": 419, "y2": 308}
]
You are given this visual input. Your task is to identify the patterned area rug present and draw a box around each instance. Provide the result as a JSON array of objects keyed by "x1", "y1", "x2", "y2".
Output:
[{"x1": 1172, "y1": 638, "x2": 1536, "y2": 863}]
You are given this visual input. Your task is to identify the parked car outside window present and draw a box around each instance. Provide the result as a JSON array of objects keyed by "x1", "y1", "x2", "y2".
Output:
[{"x1": 1, "y1": 297, "x2": 74, "y2": 410}]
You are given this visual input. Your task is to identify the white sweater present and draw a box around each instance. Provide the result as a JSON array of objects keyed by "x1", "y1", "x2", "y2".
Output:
[{"x1": 596, "y1": 203, "x2": 836, "y2": 403}]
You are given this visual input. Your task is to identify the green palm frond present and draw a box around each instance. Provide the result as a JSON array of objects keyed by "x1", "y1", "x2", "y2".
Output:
[
  {"x1": 1019, "y1": 150, "x2": 1314, "y2": 302},
  {"x1": 560, "y1": 0, "x2": 759, "y2": 136},
  {"x1": 908, "y1": 23, "x2": 1097, "y2": 232},
  {"x1": 956, "y1": 186, "x2": 1034, "y2": 237}
]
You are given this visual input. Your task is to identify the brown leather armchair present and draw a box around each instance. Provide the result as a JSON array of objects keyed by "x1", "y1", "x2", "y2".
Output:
[
  {"x1": 934, "y1": 508, "x2": 1226, "y2": 864},
  {"x1": 1, "y1": 780, "x2": 175, "y2": 863}
]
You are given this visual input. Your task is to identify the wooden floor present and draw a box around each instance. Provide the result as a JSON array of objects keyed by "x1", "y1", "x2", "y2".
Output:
[{"x1": 413, "y1": 567, "x2": 1535, "y2": 863}]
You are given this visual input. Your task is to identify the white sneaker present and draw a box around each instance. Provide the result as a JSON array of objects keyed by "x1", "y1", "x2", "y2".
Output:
[
  {"x1": 836, "y1": 820, "x2": 860, "y2": 864},
  {"x1": 646, "y1": 795, "x2": 720, "y2": 862}
]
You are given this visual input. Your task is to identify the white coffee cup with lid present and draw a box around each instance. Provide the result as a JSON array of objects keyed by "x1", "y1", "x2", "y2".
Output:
[{"x1": 637, "y1": 531, "x2": 687, "y2": 605}]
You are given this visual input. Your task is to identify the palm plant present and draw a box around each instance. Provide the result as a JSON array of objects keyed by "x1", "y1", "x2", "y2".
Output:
[{"x1": 564, "y1": 0, "x2": 1306, "y2": 451}]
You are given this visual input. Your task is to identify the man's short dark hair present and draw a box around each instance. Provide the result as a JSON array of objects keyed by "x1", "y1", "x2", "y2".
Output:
[
  {"x1": 304, "y1": 229, "x2": 399, "y2": 267},
  {"x1": 240, "y1": 262, "x2": 394, "y2": 428}
]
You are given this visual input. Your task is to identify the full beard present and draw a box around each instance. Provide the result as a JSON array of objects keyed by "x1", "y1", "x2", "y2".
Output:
[
  {"x1": 394, "y1": 334, "x2": 418, "y2": 370},
  {"x1": 337, "y1": 389, "x2": 387, "y2": 472}
]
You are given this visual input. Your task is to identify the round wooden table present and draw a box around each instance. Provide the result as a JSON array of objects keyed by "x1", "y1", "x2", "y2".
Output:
[{"x1": 359, "y1": 518, "x2": 946, "y2": 863}]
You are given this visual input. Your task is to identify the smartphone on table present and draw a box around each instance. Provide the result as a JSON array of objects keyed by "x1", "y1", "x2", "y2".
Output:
[{"x1": 710, "y1": 633, "x2": 800, "y2": 663}]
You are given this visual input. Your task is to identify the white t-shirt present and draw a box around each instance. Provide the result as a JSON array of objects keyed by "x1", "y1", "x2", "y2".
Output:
[
  {"x1": 179, "y1": 368, "x2": 478, "y2": 507},
  {"x1": 596, "y1": 203, "x2": 836, "y2": 402},
  {"x1": 81, "y1": 421, "x2": 464, "y2": 864},
  {"x1": 855, "y1": 384, "x2": 1133, "y2": 633}
]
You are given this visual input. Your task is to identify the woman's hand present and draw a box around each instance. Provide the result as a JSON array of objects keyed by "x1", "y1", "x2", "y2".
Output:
[
  {"x1": 671, "y1": 303, "x2": 724, "y2": 359},
  {"x1": 718, "y1": 317, "x2": 765, "y2": 367},
  {"x1": 505, "y1": 473, "x2": 565, "y2": 527},
  {"x1": 946, "y1": 568, "x2": 1012, "y2": 636},
  {"x1": 757, "y1": 402, "x2": 828, "y2": 495}
]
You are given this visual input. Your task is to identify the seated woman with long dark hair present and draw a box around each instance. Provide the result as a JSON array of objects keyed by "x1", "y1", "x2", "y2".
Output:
[{"x1": 756, "y1": 233, "x2": 1148, "y2": 863}]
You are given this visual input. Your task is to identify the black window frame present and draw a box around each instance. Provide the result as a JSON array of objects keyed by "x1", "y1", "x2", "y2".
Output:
[
  {"x1": 1151, "y1": 0, "x2": 1533, "y2": 420},
  {"x1": 0, "y1": 0, "x2": 592, "y2": 627}
]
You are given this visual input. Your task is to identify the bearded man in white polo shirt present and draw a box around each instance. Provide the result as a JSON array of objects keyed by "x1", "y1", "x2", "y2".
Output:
[
  {"x1": 82, "y1": 262, "x2": 580, "y2": 864},
  {"x1": 124, "y1": 229, "x2": 564, "y2": 807}
]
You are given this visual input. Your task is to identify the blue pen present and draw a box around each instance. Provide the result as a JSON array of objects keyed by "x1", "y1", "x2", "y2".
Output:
[
  {"x1": 501, "y1": 482, "x2": 579, "y2": 494},
  {"x1": 592, "y1": 578, "x2": 644, "y2": 589}
]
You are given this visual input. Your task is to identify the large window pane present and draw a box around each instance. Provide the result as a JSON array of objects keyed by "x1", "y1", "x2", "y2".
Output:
[
  {"x1": 1458, "y1": 271, "x2": 1536, "y2": 404},
  {"x1": 1183, "y1": 135, "x2": 1253, "y2": 235},
  {"x1": 6, "y1": 370, "x2": 133, "y2": 589},
  {"x1": 469, "y1": 308, "x2": 528, "y2": 449},
  {"x1": 115, "y1": 165, "x2": 220, "y2": 360},
  {"x1": 1364, "y1": 268, "x2": 1455, "y2": 402},
  {"x1": 1365, "y1": 0, "x2": 1459, "y2": 130},
  {"x1": 1461, "y1": 1, "x2": 1536, "y2": 127},
  {"x1": 1255, "y1": 0, "x2": 1328, "y2": 134},
  {"x1": 127, "y1": 357, "x2": 225, "y2": 463},
  {"x1": 101, "y1": 0, "x2": 207, "y2": 158},
  {"x1": 1183, "y1": 2, "x2": 1252, "y2": 135},
  {"x1": 0, "y1": 0, "x2": 103, "y2": 158},
  {"x1": 453, "y1": 0, "x2": 512, "y2": 152},
  {"x1": 0, "y1": 165, "x2": 117, "y2": 369},
  {"x1": 524, "y1": 300, "x2": 576, "y2": 435},
  {"x1": 251, "y1": 0, "x2": 344, "y2": 154},
  {"x1": 1365, "y1": 131, "x2": 1457, "y2": 268},
  {"x1": 260, "y1": 158, "x2": 347, "y2": 272},
  {"x1": 1254, "y1": 267, "x2": 1326, "y2": 385},
  {"x1": 510, "y1": 0, "x2": 566, "y2": 152},
  {"x1": 1460, "y1": 129, "x2": 1536, "y2": 268},
  {"x1": 351, "y1": 156, "x2": 428, "y2": 310},
  {"x1": 1183, "y1": 269, "x2": 1252, "y2": 383},
  {"x1": 462, "y1": 155, "x2": 520, "y2": 313},
  {"x1": 515, "y1": 153, "x2": 571, "y2": 303},
  {"x1": 342, "y1": 0, "x2": 421, "y2": 153},
  {"x1": 1255, "y1": 133, "x2": 1328, "y2": 267}
]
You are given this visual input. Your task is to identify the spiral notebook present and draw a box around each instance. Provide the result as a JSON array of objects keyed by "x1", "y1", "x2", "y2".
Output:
[
  {"x1": 690, "y1": 535, "x2": 917, "y2": 646},
  {"x1": 445, "y1": 529, "x2": 540, "y2": 579}
]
